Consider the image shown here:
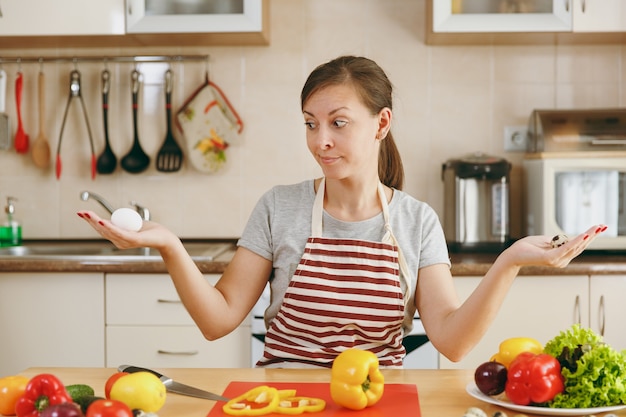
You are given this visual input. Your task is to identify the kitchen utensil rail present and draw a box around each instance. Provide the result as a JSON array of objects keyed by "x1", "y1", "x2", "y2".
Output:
[{"x1": 0, "y1": 55, "x2": 209, "y2": 65}]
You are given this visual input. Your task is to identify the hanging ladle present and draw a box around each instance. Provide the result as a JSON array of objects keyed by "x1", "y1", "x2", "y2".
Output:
[
  {"x1": 96, "y1": 69, "x2": 117, "y2": 174},
  {"x1": 120, "y1": 69, "x2": 150, "y2": 174}
]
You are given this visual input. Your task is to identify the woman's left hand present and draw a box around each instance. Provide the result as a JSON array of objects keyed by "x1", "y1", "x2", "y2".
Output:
[{"x1": 502, "y1": 224, "x2": 607, "y2": 268}]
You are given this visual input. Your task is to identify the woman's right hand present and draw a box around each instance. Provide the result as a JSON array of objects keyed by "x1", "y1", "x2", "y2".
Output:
[{"x1": 77, "y1": 210, "x2": 178, "y2": 252}]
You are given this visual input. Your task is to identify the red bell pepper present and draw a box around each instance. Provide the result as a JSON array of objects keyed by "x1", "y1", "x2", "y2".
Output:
[
  {"x1": 505, "y1": 352, "x2": 564, "y2": 405},
  {"x1": 15, "y1": 374, "x2": 73, "y2": 417}
]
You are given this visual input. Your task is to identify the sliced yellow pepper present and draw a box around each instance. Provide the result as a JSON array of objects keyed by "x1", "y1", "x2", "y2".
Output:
[
  {"x1": 490, "y1": 337, "x2": 543, "y2": 368},
  {"x1": 277, "y1": 389, "x2": 298, "y2": 400},
  {"x1": 223, "y1": 386, "x2": 325, "y2": 416},
  {"x1": 330, "y1": 348, "x2": 385, "y2": 410},
  {"x1": 276, "y1": 397, "x2": 326, "y2": 415},
  {"x1": 223, "y1": 386, "x2": 279, "y2": 416}
]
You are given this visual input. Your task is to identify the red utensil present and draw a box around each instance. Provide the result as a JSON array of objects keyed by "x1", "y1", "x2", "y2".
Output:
[{"x1": 14, "y1": 72, "x2": 29, "y2": 154}]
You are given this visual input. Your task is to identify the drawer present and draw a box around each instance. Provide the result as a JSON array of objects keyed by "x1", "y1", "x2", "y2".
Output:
[
  {"x1": 106, "y1": 324, "x2": 251, "y2": 368},
  {"x1": 106, "y1": 273, "x2": 220, "y2": 325}
]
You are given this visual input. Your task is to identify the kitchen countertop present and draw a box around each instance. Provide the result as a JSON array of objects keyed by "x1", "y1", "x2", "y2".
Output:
[
  {"x1": 0, "y1": 243, "x2": 237, "y2": 273},
  {"x1": 449, "y1": 251, "x2": 626, "y2": 276},
  {"x1": 17, "y1": 367, "x2": 572, "y2": 417},
  {"x1": 1, "y1": 245, "x2": 625, "y2": 275}
]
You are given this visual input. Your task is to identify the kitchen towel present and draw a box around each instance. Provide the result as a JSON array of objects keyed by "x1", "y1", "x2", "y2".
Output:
[{"x1": 176, "y1": 76, "x2": 243, "y2": 173}]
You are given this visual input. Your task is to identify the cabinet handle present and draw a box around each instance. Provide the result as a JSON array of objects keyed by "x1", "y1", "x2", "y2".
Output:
[
  {"x1": 581, "y1": 0, "x2": 586, "y2": 13},
  {"x1": 564, "y1": 0, "x2": 570, "y2": 12},
  {"x1": 157, "y1": 349, "x2": 199, "y2": 356},
  {"x1": 599, "y1": 295, "x2": 606, "y2": 337},
  {"x1": 574, "y1": 295, "x2": 581, "y2": 324},
  {"x1": 157, "y1": 298, "x2": 182, "y2": 304}
]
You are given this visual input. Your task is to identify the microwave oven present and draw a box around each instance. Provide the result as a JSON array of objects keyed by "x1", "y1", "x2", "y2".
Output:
[{"x1": 523, "y1": 154, "x2": 626, "y2": 250}]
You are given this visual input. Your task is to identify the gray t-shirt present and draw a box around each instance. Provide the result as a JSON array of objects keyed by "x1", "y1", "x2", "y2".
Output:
[{"x1": 237, "y1": 179, "x2": 451, "y2": 334}]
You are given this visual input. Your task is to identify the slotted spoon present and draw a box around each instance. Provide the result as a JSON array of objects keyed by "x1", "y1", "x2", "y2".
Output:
[{"x1": 156, "y1": 69, "x2": 183, "y2": 172}]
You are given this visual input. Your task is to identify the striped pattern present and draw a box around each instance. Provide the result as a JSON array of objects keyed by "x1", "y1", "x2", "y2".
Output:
[{"x1": 257, "y1": 237, "x2": 406, "y2": 368}]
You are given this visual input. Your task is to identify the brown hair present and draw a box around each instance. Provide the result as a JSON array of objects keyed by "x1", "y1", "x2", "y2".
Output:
[{"x1": 301, "y1": 56, "x2": 405, "y2": 190}]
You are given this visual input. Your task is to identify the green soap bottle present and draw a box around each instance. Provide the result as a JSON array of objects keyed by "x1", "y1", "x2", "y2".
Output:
[{"x1": 0, "y1": 197, "x2": 22, "y2": 247}]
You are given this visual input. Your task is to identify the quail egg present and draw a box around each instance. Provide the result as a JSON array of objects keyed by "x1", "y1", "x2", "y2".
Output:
[{"x1": 550, "y1": 234, "x2": 569, "y2": 248}]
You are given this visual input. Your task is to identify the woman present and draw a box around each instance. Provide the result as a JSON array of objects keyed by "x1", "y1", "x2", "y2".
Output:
[{"x1": 78, "y1": 56, "x2": 605, "y2": 368}]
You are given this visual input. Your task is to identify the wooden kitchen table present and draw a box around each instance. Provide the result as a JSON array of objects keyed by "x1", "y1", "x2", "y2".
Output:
[{"x1": 17, "y1": 367, "x2": 626, "y2": 417}]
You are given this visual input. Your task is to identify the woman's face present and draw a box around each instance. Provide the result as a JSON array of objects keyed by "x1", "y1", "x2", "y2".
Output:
[{"x1": 302, "y1": 84, "x2": 388, "y2": 182}]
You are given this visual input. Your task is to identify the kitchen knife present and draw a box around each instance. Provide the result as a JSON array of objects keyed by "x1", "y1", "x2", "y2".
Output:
[{"x1": 118, "y1": 365, "x2": 229, "y2": 402}]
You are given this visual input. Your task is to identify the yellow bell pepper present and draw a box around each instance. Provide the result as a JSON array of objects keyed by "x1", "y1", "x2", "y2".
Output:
[
  {"x1": 490, "y1": 337, "x2": 543, "y2": 368},
  {"x1": 0, "y1": 375, "x2": 29, "y2": 416},
  {"x1": 330, "y1": 348, "x2": 385, "y2": 410}
]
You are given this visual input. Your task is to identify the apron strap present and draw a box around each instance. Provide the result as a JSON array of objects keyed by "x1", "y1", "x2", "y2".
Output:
[
  {"x1": 311, "y1": 178, "x2": 325, "y2": 237},
  {"x1": 311, "y1": 178, "x2": 412, "y2": 305},
  {"x1": 378, "y1": 182, "x2": 412, "y2": 305}
]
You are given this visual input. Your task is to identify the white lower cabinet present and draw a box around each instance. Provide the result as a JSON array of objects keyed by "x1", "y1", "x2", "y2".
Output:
[
  {"x1": 6, "y1": 270, "x2": 621, "y2": 373},
  {"x1": 105, "y1": 273, "x2": 250, "y2": 368},
  {"x1": 589, "y1": 275, "x2": 626, "y2": 351},
  {"x1": 0, "y1": 272, "x2": 105, "y2": 376},
  {"x1": 439, "y1": 275, "x2": 589, "y2": 370}
]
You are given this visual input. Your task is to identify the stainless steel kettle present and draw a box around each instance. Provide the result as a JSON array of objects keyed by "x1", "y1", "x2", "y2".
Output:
[{"x1": 442, "y1": 153, "x2": 511, "y2": 252}]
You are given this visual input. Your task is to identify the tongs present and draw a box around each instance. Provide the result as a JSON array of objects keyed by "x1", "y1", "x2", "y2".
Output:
[{"x1": 56, "y1": 69, "x2": 96, "y2": 180}]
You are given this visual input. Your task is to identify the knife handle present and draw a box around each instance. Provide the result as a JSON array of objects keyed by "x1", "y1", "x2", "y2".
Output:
[{"x1": 118, "y1": 365, "x2": 164, "y2": 379}]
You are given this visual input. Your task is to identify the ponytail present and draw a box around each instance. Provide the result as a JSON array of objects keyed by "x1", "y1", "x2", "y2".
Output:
[{"x1": 379, "y1": 132, "x2": 404, "y2": 190}]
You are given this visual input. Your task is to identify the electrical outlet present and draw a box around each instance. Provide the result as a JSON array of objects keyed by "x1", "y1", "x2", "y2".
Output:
[{"x1": 504, "y1": 125, "x2": 528, "y2": 152}]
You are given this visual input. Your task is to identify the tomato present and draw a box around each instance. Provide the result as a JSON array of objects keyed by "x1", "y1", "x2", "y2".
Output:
[
  {"x1": 109, "y1": 372, "x2": 166, "y2": 413},
  {"x1": 0, "y1": 375, "x2": 29, "y2": 416},
  {"x1": 85, "y1": 399, "x2": 132, "y2": 417},
  {"x1": 104, "y1": 373, "x2": 128, "y2": 400}
]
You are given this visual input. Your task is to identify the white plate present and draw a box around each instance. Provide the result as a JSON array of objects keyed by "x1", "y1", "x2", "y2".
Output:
[{"x1": 466, "y1": 382, "x2": 626, "y2": 416}]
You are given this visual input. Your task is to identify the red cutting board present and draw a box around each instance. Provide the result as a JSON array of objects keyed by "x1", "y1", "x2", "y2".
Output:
[{"x1": 206, "y1": 381, "x2": 420, "y2": 417}]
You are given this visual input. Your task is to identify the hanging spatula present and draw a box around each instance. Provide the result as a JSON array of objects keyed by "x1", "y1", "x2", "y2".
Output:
[
  {"x1": 14, "y1": 71, "x2": 29, "y2": 154},
  {"x1": 156, "y1": 69, "x2": 183, "y2": 172}
]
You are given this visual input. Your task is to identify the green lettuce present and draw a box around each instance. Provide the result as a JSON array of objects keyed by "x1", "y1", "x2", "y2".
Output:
[
  {"x1": 544, "y1": 324, "x2": 602, "y2": 357},
  {"x1": 543, "y1": 324, "x2": 626, "y2": 408}
]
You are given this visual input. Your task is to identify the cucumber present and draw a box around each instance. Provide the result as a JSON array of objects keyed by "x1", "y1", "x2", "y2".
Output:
[
  {"x1": 65, "y1": 384, "x2": 95, "y2": 401},
  {"x1": 73, "y1": 395, "x2": 105, "y2": 414}
]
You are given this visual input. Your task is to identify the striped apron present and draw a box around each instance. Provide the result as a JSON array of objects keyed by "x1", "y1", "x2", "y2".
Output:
[{"x1": 257, "y1": 178, "x2": 410, "y2": 368}]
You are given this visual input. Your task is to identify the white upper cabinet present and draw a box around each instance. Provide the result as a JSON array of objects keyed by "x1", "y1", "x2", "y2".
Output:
[
  {"x1": 431, "y1": 0, "x2": 626, "y2": 34},
  {"x1": 0, "y1": 0, "x2": 125, "y2": 36},
  {"x1": 572, "y1": 0, "x2": 626, "y2": 32},
  {"x1": 0, "y1": 0, "x2": 268, "y2": 47},
  {"x1": 432, "y1": 0, "x2": 572, "y2": 33},
  {"x1": 125, "y1": 0, "x2": 264, "y2": 33}
]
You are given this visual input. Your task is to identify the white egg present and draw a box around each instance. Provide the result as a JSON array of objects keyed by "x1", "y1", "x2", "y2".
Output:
[{"x1": 111, "y1": 208, "x2": 143, "y2": 232}]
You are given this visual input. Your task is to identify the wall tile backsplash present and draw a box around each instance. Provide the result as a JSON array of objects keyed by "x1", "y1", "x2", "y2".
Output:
[{"x1": 0, "y1": 0, "x2": 624, "y2": 240}]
